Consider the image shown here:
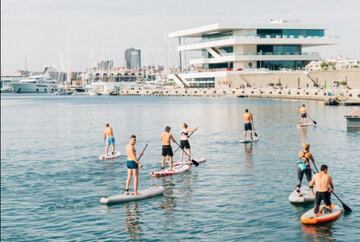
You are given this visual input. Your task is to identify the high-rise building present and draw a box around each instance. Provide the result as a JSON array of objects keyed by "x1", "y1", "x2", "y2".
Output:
[
  {"x1": 125, "y1": 48, "x2": 141, "y2": 69},
  {"x1": 96, "y1": 60, "x2": 113, "y2": 71}
]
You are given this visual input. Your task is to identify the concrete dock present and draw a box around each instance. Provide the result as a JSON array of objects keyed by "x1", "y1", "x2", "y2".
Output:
[{"x1": 345, "y1": 109, "x2": 360, "y2": 129}]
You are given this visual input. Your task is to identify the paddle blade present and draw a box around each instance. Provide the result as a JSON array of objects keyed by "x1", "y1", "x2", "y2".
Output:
[
  {"x1": 191, "y1": 159, "x2": 199, "y2": 166},
  {"x1": 342, "y1": 202, "x2": 352, "y2": 213},
  {"x1": 254, "y1": 132, "x2": 258, "y2": 137},
  {"x1": 312, "y1": 120, "x2": 317, "y2": 125}
]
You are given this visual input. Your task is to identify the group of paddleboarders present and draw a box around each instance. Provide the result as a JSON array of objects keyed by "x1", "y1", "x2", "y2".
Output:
[{"x1": 103, "y1": 123, "x2": 197, "y2": 195}]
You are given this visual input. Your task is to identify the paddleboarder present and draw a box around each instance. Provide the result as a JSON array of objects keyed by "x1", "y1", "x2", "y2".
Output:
[
  {"x1": 124, "y1": 135, "x2": 142, "y2": 195},
  {"x1": 179, "y1": 123, "x2": 198, "y2": 163},
  {"x1": 309, "y1": 164, "x2": 334, "y2": 214},
  {"x1": 243, "y1": 109, "x2": 254, "y2": 140},
  {"x1": 161, "y1": 126, "x2": 176, "y2": 172},
  {"x1": 103, "y1": 123, "x2": 116, "y2": 155},
  {"x1": 298, "y1": 104, "x2": 308, "y2": 124},
  {"x1": 296, "y1": 143, "x2": 316, "y2": 195}
]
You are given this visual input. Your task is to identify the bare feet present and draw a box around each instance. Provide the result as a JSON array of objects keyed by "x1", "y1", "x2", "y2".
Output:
[{"x1": 132, "y1": 192, "x2": 141, "y2": 196}]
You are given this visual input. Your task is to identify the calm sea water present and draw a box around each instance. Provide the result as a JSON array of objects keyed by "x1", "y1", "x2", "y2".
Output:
[{"x1": 1, "y1": 94, "x2": 360, "y2": 241}]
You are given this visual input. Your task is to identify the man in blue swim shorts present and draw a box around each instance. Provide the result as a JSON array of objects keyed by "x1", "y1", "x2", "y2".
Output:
[
  {"x1": 125, "y1": 135, "x2": 142, "y2": 195},
  {"x1": 103, "y1": 123, "x2": 116, "y2": 155}
]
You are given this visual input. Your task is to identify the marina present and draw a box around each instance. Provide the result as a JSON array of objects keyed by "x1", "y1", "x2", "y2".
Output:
[
  {"x1": 2, "y1": 0, "x2": 360, "y2": 241},
  {"x1": 1, "y1": 94, "x2": 359, "y2": 241}
]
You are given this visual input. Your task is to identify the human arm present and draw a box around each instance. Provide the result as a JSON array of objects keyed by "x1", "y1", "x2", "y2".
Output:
[
  {"x1": 103, "y1": 130, "x2": 106, "y2": 141},
  {"x1": 309, "y1": 175, "x2": 315, "y2": 187},
  {"x1": 328, "y1": 177, "x2": 334, "y2": 192}
]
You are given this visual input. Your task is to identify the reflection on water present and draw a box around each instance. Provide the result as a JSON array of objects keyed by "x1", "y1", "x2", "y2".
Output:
[
  {"x1": 125, "y1": 203, "x2": 142, "y2": 241},
  {"x1": 160, "y1": 179, "x2": 176, "y2": 213},
  {"x1": 302, "y1": 223, "x2": 334, "y2": 242},
  {"x1": 299, "y1": 126, "x2": 308, "y2": 144},
  {"x1": 244, "y1": 143, "x2": 253, "y2": 170}
]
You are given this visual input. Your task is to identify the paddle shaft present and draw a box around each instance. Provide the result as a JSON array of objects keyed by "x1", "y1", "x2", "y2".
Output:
[
  {"x1": 173, "y1": 140, "x2": 199, "y2": 166},
  {"x1": 307, "y1": 114, "x2": 317, "y2": 125},
  {"x1": 312, "y1": 163, "x2": 352, "y2": 212},
  {"x1": 251, "y1": 121, "x2": 258, "y2": 137},
  {"x1": 137, "y1": 144, "x2": 148, "y2": 163}
]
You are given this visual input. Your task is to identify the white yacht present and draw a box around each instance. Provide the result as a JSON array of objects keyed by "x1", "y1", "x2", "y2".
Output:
[{"x1": 10, "y1": 75, "x2": 63, "y2": 93}]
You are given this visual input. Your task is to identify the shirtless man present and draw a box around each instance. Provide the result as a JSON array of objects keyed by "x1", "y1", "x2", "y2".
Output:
[
  {"x1": 161, "y1": 126, "x2": 176, "y2": 171},
  {"x1": 309, "y1": 164, "x2": 334, "y2": 214},
  {"x1": 296, "y1": 144, "x2": 316, "y2": 194},
  {"x1": 243, "y1": 109, "x2": 254, "y2": 140},
  {"x1": 125, "y1": 135, "x2": 142, "y2": 195},
  {"x1": 298, "y1": 104, "x2": 307, "y2": 124},
  {"x1": 103, "y1": 123, "x2": 116, "y2": 155}
]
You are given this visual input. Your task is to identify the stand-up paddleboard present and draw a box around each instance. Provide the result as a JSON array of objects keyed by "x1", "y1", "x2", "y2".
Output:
[
  {"x1": 174, "y1": 158, "x2": 206, "y2": 167},
  {"x1": 297, "y1": 122, "x2": 316, "y2": 128},
  {"x1": 99, "y1": 151, "x2": 121, "y2": 160},
  {"x1": 150, "y1": 164, "x2": 191, "y2": 177},
  {"x1": 301, "y1": 204, "x2": 343, "y2": 225},
  {"x1": 100, "y1": 186, "x2": 165, "y2": 205},
  {"x1": 289, "y1": 186, "x2": 316, "y2": 203},
  {"x1": 239, "y1": 137, "x2": 259, "y2": 143}
]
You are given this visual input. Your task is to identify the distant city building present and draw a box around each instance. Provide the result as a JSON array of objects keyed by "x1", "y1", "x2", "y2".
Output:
[
  {"x1": 125, "y1": 48, "x2": 141, "y2": 69},
  {"x1": 97, "y1": 60, "x2": 114, "y2": 71}
]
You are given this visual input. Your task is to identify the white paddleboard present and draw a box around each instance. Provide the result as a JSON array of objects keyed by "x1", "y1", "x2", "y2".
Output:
[
  {"x1": 174, "y1": 157, "x2": 206, "y2": 167},
  {"x1": 150, "y1": 164, "x2": 191, "y2": 177},
  {"x1": 100, "y1": 186, "x2": 165, "y2": 205},
  {"x1": 99, "y1": 151, "x2": 121, "y2": 160},
  {"x1": 239, "y1": 138, "x2": 259, "y2": 143},
  {"x1": 288, "y1": 186, "x2": 316, "y2": 203}
]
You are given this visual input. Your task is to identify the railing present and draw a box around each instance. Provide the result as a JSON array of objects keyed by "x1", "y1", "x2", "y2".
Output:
[
  {"x1": 196, "y1": 35, "x2": 338, "y2": 44},
  {"x1": 220, "y1": 52, "x2": 320, "y2": 56}
]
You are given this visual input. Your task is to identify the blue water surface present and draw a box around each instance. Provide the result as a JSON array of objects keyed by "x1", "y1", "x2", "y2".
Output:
[{"x1": 1, "y1": 94, "x2": 360, "y2": 241}]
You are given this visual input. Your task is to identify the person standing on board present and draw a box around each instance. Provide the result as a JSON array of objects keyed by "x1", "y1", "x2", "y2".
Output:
[
  {"x1": 309, "y1": 164, "x2": 334, "y2": 214},
  {"x1": 243, "y1": 109, "x2": 254, "y2": 140},
  {"x1": 104, "y1": 123, "x2": 116, "y2": 155},
  {"x1": 296, "y1": 143, "x2": 316, "y2": 195},
  {"x1": 298, "y1": 104, "x2": 308, "y2": 124},
  {"x1": 180, "y1": 123, "x2": 198, "y2": 162},
  {"x1": 161, "y1": 126, "x2": 176, "y2": 171},
  {"x1": 125, "y1": 135, "x2": 142, "y2": 195}
]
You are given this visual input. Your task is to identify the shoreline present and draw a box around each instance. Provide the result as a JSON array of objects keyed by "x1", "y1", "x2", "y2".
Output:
[{"x1": 116, "y1": 87, "x2": 360, "y2": 103}]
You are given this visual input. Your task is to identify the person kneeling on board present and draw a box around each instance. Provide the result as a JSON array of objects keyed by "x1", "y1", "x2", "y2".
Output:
[
  {"x1": 125, "y1": 135, "x2": 142, "y2": 195},
  {"x1": 296, "y1": 144, "x2": 316, "y2": 195},
  {"x1": 161, "y1": 126, "x2": 176, "y2": 172},
  {"x1": 309, "y1": 164, "x2": 334, "y2": 214}
]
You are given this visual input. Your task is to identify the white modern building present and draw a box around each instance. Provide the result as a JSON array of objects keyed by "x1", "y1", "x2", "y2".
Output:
[{"x1": 168, "y1": 21, "x2": 336, "y2": 88}]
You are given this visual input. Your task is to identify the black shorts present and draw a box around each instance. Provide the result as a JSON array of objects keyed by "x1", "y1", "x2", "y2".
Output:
[
  {"x1": 180, "y1": 140, "x2": 190, "y2": 149},
  {"x1": 162, "y1": 145, "x2": 173, "y2": 157},
  {"x1": 244, "y1": 123, "x2": 252, "y2": 131},
  {"x1": 314, "y1": 191, "x2": 331, "y2": 213},
  {"x1": 301, "y1": 113, "x2": 307, "y2": 118}
]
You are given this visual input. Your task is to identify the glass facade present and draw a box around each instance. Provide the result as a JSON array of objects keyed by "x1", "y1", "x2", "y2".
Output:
[
  {"x1": 257, "y1": 61, "x2": 306, "y2": 70},
  {"x1": 189, "y1": 77, "x2": 215, "y2": 88},
  {"x1": 257, "y1": 29, "x2": 324, "y2": 38},
  {"x1": 257, "y1": 45, "x2": 301, "y2": 55},
  {"x1": 125, "y1": 48, "x2": 141, "y2": 69}
]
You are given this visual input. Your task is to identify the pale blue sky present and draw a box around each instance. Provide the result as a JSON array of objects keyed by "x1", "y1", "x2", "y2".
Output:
[{"x1": 1, "y1": 0, "x2": 360, "y2": 74}]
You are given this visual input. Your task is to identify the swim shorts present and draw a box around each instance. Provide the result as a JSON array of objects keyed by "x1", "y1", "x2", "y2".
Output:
[
  {"x1": 107, "y1": 137, "x2": 115, "y2": 145},
  {"x1": 180, "y1": 140, "x2": 190, "y2": 149},
  {"x1": 162, "y1": 145, "x2": 174, "y2": 157},
  {"x1": 127, "y1": 160, "x2": 138, "y2": 169},
  {"x1": 244, "y1": 123, "x2": 252, "y2": 131}
]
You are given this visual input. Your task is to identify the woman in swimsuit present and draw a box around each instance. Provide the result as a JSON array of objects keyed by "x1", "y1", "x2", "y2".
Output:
[{"x1": 180, "y1": 123, "x2": 197, "y2": 163}]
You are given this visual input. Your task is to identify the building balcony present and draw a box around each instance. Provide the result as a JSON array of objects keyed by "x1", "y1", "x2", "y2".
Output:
[
  {"x1": 189, "y1": 52, "x2": 320, "y2": 65},
  {"x1": 178, "y1": 36, "x2": 337, "y2": 51}
]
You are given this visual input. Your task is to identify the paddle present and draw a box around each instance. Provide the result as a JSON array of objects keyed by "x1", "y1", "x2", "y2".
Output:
[
  {"x1": 251, "y1": 121, "x2": 258, "y2": 137},
  {"x1": 313, "y1": 164, "x2": 352, "y2": 213},
  {"x1": 173, "y1": 127, "x2": 198, "y2": 154},
  {"x1": 308, "y1": 114, "x2": 317, "y2": 125},
  {"x1": 173, "y1": 140, "x2": 199, "y2": 166},
  {"x1": 137, "y1": 144, "x2": 148, "y2": 161}
]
